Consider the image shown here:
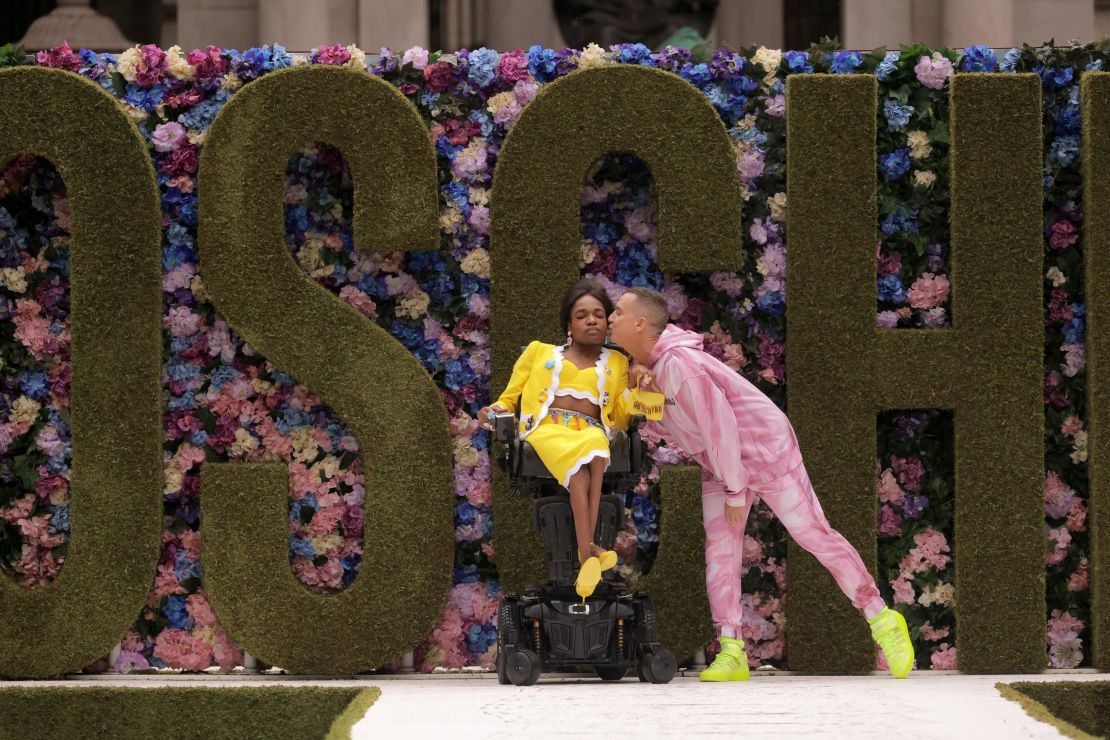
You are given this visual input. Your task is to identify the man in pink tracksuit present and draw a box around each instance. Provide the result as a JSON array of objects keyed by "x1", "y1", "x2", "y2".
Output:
[{"x1": 608, "y1": 287, "x2": 914, "y2": 681}]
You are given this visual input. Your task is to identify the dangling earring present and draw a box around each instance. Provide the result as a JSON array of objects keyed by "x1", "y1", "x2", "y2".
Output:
[{"x1": 566, "y1": 329, "x2": 573, "y2": 347}]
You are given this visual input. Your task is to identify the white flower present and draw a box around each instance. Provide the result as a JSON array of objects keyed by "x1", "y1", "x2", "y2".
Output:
[
  {"x1": 578, "y1": 42, "x2": 609, "y2": 70},
  {"x1": 913, "y1": 170, "x2": 937, "y2": 189}
]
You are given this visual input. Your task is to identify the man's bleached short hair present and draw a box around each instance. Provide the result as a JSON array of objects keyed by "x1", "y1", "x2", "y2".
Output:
[{"x1": 625, "y1": 287, "x2": 668, "y2": 335}]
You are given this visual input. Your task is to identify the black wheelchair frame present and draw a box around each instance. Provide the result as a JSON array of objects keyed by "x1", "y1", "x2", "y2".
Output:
[{"x1": 491, "y1": 360, "x2": 676, "y2": 685}]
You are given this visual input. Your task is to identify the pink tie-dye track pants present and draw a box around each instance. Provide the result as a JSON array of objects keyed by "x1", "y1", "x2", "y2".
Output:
[{"x1": 702, "y1": 461, "x2": 886, "y2": 638}]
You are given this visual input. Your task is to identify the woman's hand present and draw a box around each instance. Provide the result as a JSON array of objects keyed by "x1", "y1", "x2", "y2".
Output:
[
  {"x1": 628, "y1": 363, "x2": 656, "y2": 391},
  {"x1": 477, "y1": 403, "x2": 509, "y2": 430}
]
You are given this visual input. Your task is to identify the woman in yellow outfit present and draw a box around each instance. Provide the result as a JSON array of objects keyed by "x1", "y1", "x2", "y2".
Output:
[{"x1": 478, "y1": 279, "x2": 631, "y2": 598}]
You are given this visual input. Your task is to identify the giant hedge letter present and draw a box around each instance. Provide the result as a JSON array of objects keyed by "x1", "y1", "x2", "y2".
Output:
[
  {"x1": 1082, "y1": 71, "x2": 1110, "y2": 670},
  {"x1": 786, "y1": 73, "x2": 1044, "y2": 673},
  {"x1": 198, "y1": 66, "x2": 452, "y2": 674},
  {"x1": 490, "y1": 65, "x2": 744, "y2": 662},
  {"x1": 0, "y1": 68, "x2": 163, "y2": 678}
]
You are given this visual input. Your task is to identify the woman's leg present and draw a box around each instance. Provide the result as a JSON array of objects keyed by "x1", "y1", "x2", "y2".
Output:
[
  {"x1": 584, "y1": 456, "x2": 607, "y2": 552},
  {"x1": 566, "y1": 468, "x2": 594, "y2": 564}
]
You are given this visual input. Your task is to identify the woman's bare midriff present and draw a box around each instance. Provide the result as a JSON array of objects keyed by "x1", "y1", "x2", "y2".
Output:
[{"x1": 549, "y1": 394, "x2": 601, "y2": 420}]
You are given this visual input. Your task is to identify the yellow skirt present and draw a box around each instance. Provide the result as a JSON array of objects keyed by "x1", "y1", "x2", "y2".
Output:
[{"x1": 527, "y1": 411, "x2": 610, "y2": 488}]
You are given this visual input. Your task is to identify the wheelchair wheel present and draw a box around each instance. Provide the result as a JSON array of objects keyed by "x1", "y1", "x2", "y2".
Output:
[
  {"x1": 637, "y1": 654, "x2": 655, "y2": 683},
  {"x1": 505, "y1": 647, "x2": 541, "y2": 686},
  {"x1": 647, "y1": 649, "x2": 676, "y2": 684},
  {"x1": 593, "y1": 664, "x2": 627, "y2": 681}
]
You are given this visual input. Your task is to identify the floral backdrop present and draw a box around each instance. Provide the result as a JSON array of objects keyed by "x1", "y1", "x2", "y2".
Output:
[{"x1": 0, "y1": 37, "x2": 1100, "y2": 673}]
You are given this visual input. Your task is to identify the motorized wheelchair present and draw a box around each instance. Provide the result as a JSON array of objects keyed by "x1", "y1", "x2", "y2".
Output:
[{"x1": 491, "y1": 359, "x2": 677, "y2": 686}]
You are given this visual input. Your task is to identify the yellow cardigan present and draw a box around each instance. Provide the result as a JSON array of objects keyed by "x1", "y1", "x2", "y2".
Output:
[{"x1": 494, "y1": 341, "x2": 631, "y2": 440}]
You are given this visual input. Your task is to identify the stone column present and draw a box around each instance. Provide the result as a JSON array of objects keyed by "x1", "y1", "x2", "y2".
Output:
[
  {"x1": 712, "y1": 0, "x2": 784, "y2": 50},
  {"x1": 485, "y1": 0, "x2": 564, "y2": 51},
  {"x1": 357, "y1": 0, "x2": 428, "y2": 52},
  {"x1": 177, "y1": 0, "x2": 259, "y2": 51},
  {"x1": 1014, "y1": 0, "x2": 1096, "y2": 45},
  {"x1": 259, "y1": 0, "x2": 358, "y2": 49},
  {"x1": 842, "y1": 0, "x2": 913, "y2": 50},
  {"x1": 941, "y1": 0, "x2": 1013, "y2": 48}
]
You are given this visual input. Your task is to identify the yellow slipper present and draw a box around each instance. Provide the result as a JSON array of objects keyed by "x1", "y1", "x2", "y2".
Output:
[
  {"x1": 597, "y1": 550, "x2": 618, "y2": 571},
  {"x1": 575, "y1": 557, "x2": 602, "y2": 599}
]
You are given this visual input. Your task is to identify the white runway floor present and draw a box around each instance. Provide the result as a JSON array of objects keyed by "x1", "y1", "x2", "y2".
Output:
[{"x1": 6, "y1": 669, "x2": 1105, "y2": 739}]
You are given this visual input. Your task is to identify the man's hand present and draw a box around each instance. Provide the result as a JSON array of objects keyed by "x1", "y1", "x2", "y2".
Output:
[
  {"x1": 477, "y1": 404, "x2": 508, "y2": 430},
  {"x1": 724, "y1": 502, "x2": 746, "y2": 526}
]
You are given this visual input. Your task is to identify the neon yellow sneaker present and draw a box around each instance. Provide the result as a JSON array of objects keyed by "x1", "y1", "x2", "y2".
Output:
[
  {"x1": 575, "y1": 557, "x2": 602, "y2": 600},
  {"x1": 868, "y1": 607, "x2": 915, "y2": 678},
  {"x1": 699, "y1": 636, "x2": 750, "y2": 682},
  {"x1": 597, "y1": 550, "x2": 618, "y2": 571}
]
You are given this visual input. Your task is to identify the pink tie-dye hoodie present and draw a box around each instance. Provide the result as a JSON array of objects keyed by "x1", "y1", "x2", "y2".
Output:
[{"x1": 647, "y1": 324, "x2": 805, "y2": 506}]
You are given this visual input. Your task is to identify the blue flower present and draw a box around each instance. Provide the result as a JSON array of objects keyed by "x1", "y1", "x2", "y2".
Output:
[
  {"x1": 527, "y1": 45, "x2": 558, "y2": 83},
  {"x1": 454, "y1": 563, "x2": 479, "y2": 583},
  {"x1": 757, "y1": 290, "x2": 785, "y2": 318},
  {"x1": 1087, "y1": 59, "x2": 1104, "y2": 72},
  {"x1": 999, "y1": 48, "x2": 1021, "y2": 72},
  {"x1": 20, "y1": 369, "x2": 48, "y2": 400},
  {"x1": 162, "y1": 594, "x2": 194, "y2": 630},
  {"x1": 340, "y1": 554, "x2": 361, "y2": 587},
  {"x1": 174, "y1": 548, "x2": 202, "y2": 583},
  {"x1": 289, "y1": 535, "x2": 316, "y2": 559},
  {"x1": 419, "y1": 90, "x2": 440, "y2": 109},
  {"x1": 879, "y1": 147, "x2": 912, "y2": 180},
  {"x1": 680, "y1": 63, "x2": 712, "y2": 88},
  {"x1": 901, "y1": 494, "x2": 928, "y2": 519},
  {"x1": 880, "y1": 204, "x2": 919, "y2": 235},
  {"x1": 616, "y1": 43, "x2": 654, "y2": 66},
  {"x1": 630, "y1": 494, "x2": 659, "y2": 547},
  {"x1": 783, "y1": 50, "x2": 812, "y2": 74},
  {"x1": 1035, "y1": 63, "x2": 1073, "y2": 90},
  {"x1": 878, "y1": 274, "x2": 908, "y2": 304},
  {"x1": 959, "y1": 45, "x2": 997, "y2": 72},
  {"x1": 883, "y1": 99, "x2": 914, "y2": 132},
  {"x1": 875, "y1": 51, "x2": 899, "y2": 80},
  {"x1": 827, "y1": 51, "x2": 861, "y2": 74},
  {"x1": 270, "y1": 43, "x2": 294, "y2": 69},
  {"x1": 1062, "y1": 316, "x2": 1085, "y2": 343},
  {"x1": 468, "y1": 109, "x2": 494, "y2": 138},
  {"x1": 122, "y1": 83, "x2": 163, "y2": 112},
  {"x1": 1054, "y1": 104, "x2": 1080, "y2": 135},
  {"x1": 1049, "y1": 135, "x2": 1080, "y2": 168},
  {"x1": 49, "y1": 505, "x2": 69, "y2": 534},
  {"x1": 468, "y1": 47, "x2": 500, "y2": 87}
]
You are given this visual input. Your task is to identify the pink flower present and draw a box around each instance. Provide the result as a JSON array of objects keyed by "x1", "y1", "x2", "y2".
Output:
[
  {"x1": 1044, "y1": 471, "x2": 1077, "y2": 519},
  {"x1": 877, "y1": 469, "x2": 905, "y2": 504},
  {"x1": 423, "y1": 61, "x2": 456, "y2": 92},
  {"x1": 1045, "y1": 525, "x2": 1071, "y2": 565},
  {"x1": 186, "y1": 593, "x2": 219, "y2": 627},
  {"x1": 165, "y1": 306, "x2": 201, "y2": 337},
  {"x1": 134, "y1": 44, "x2": 168, "y2": 87},
  {"x1": 919, "y1": 622, "x2": 950, "y2": 641},
  {"x1": 151, "y1": 122, "x2": 187, "y2": 153},
  {"x1": 114, "y1": 650, "x2": 151, "y2": 673},
  {"x1": 401, "y1": 46, "x2": 429, "y2": 69},
  {"x1": 907, "y1": 273, "x2": 949, "y2": 309},
  {"x1": 185, "y1": 45, "x2": 227, "y2": 79},
  {"x1": 1049, "y1": 219, "x2": 1078, "y2": 251},
  {"x1": 36, "y1": 42, "x2": 82, "y2": 71},
  {"x1": 930, "y1": 643, "x2": 957, "y2": 670},
  {"x1": 1067, "y1": 558, "x2": 1089, "y2": 592},
  {"x1": 499, "y1": 50, "x2": 531, "y2": 82},
  {"x1": 892, "y1": 456, "x2": 925, "y2": 491},
  {"x1": 1060, "y1": 415, "x2": 1083, "y2": 437},
  {"x1": 891, "y1": 576, "x2": 915, "y2": 605},
  {"x1": 212, "y1": 628, "x2": 244, "y2": 672},
  {"x1": 314, "y1": 43, "x2": 351, "y2": 66},
  {"x1": 153, "y1": 628, "x2": 214, "y2": 671},
  {"x1": 913, "y1": 53, "x2": 953, "y2": 90}
]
